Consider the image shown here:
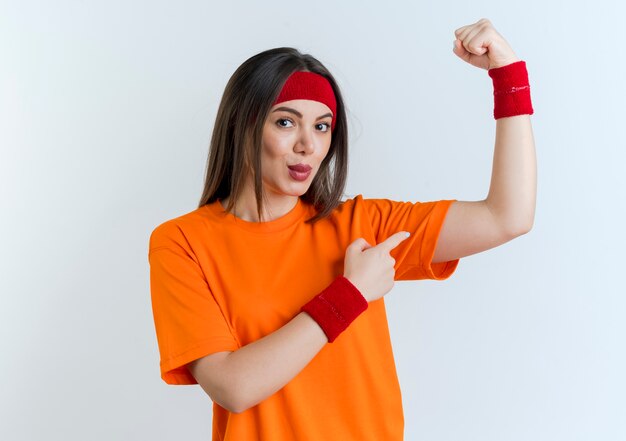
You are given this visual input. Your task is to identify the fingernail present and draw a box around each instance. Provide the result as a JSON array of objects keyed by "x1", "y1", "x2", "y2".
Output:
[{"x1": 405, "y1": 232, "x2": 411, "y2": 238}]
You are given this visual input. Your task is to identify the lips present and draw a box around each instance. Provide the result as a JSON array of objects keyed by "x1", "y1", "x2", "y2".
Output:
[
  {"x1": 287, "y1": 164, "x2": 312, "y2": 182},
  {"x1": 288, "y1": 164, "x2": 312, "y2": 172}
]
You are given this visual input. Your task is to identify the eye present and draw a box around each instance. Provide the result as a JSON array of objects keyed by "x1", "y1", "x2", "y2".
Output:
[
  {"x1": 316, "y1": 122, "x2": 331, "y2": 132},
  {"x1": 276, "y1": 118, "x2": 294, "y2": 128}
]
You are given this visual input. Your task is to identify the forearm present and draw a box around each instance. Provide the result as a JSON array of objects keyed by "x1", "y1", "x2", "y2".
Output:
[
  {"x1": 485, "y1": 114, "x2": 537, "y2": 235},
  {"x1": 192, "y1": 311, "x2": 327, "y2": 413},
  {"x1": 190, "y1": 274, "x2": 372, "y2": 414}
]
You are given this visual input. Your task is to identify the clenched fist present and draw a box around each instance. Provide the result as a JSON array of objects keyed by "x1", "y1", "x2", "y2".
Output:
[{"x1": 453, "y1": 18, "x2": 520, "y2": 70}]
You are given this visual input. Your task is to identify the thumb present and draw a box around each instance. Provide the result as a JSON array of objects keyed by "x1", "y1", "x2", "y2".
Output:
[
  {"x1": 452, "y1": 39, "x2": 473, "y2": 62},
  {"x1": 453, "y1": 39, "x2": 490, "y2": 70},
  {"x1": 347, "y1": 237, "x2": 373, "y2": 254},
  {"x1": 377, "y1": 231, "x2": 411, "y2": 253}
]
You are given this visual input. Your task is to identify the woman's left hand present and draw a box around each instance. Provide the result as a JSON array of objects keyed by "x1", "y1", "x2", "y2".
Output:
[{"x1": 453, "y1": 18, "x2": 520, "y2": 70}]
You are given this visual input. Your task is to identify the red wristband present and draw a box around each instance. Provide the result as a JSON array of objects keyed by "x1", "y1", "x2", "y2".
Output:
[
  {"x1": 300, "y1": 276, "x2": 368, "y2": 343},
  {"x1": 488, "y1": 60, "x2": 534, "y2": 119}
]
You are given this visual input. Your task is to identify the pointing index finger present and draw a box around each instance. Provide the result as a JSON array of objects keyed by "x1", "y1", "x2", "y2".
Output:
[{"x1": 378, "y1": 231, "x2": 411, "y2": 253}]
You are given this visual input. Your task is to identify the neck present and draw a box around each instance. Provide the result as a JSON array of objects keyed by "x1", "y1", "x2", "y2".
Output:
[{"x1": 221, "y1": 178, "x2": 299, "y2": 222}]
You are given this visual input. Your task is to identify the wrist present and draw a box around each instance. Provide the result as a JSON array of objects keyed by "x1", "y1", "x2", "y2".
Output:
[
  {"x1": 488, "y1": 60, "x2": 534, "y2": 119},
  {"x1": 300, "y1": 276, "x2": 368, "y2": 343},
  {"x1": 488, "y1": 57, "x2": 521, "y2": 70},
  {"x1": 342, "y1": 275, "x2": 365, "y2": 300}
]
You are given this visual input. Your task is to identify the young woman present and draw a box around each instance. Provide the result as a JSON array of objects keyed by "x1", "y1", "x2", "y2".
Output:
[{"x1": 148, "y1": 18, "x2": 536, "y2": 440}]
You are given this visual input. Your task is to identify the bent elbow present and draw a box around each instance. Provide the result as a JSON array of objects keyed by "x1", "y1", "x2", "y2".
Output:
[
  {"x1": 196, "y1": 379, "x2": 256, "y2": 414},
  {"x1": 215, "y1": 392, "x2": 256, "y2": 414},
  {"x1": 504, "y1": 217, "x2": 534, "y2": 240},
  {"x1": 217, "y1": 398, "x2": 246, "y2": 415},
  {"x1": 188, "y1": 352, "x2": 256, "y2": 414},
  {"x1": 228, "y1": 401, "x2": 252, "y2": 415},
  {"x1": 522, "y1": 219, "x2": 534, "y2": 235}
]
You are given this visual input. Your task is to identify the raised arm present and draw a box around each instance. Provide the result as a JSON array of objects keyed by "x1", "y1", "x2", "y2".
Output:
[{"x1": 433, "y1": 19, "x2": 536, "y2": 263}]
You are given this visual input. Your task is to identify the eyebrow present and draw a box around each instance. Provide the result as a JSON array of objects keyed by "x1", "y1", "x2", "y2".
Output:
[{"x1": 271, "y1": 106, "x2": 333, "y2": 120}]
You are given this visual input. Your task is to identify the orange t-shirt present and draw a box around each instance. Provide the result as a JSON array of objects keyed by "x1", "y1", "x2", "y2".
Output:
[{"x1": 148, "y1": 194, "x2": 459, "y2": 440}]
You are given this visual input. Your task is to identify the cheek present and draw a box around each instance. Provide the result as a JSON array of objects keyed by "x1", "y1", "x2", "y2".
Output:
[
  {"x1": 262, "y1": 132, "x2": 291, "y2": 160},
  {"x1": 319, "y1": 139, "x2": 332, "y2": 159},
  {"x1": 260, "y1": 142, "x2": 286, "y2": 178}
]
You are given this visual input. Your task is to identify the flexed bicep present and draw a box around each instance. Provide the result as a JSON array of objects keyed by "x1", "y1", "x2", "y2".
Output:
[{"x1": 432, "y1": 200, "x2": 527, "y2": 263}]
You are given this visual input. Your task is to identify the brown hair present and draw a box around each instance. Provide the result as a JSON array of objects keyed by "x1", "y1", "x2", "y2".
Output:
[{"x1": 198, "y1": 47, "x2": 349, "y2": 224}]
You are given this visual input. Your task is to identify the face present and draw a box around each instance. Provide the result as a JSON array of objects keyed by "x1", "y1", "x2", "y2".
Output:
[{"x1": 255, "y1": 99, "x2": 333, "y2": 199}]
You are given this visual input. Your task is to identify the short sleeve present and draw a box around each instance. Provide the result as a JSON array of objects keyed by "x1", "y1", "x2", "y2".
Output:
[
  {"x1": 148, "y1": 224, "x2": 239, "y2": 385},
  {"x1": 362, "y1": 197, "x2": 460, "y2": 281}
]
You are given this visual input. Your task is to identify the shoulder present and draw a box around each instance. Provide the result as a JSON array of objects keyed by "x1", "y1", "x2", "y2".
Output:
[
  {"x1": 332, "y1": 193, "x2": 408, "y2": 216},
  {"x1": 318, "y1": 193, "x2": 368, "y2": 222},
  {"x1": 325, "y1": 194, "x2": 405, "y2": 228},
  {"x1": 333, "y1": 194, "x2": 454, "y2": 229},
  {"x1": 148, "y1": 205, "x2": 212, "y2": 252},
  {"x1": 331, "y1": 193, "x2": 373, "y2": 212}
]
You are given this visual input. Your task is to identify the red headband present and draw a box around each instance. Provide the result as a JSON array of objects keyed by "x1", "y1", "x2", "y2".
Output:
[{"x1": 273, "y1": 71, "x2": 337, "y2": 131}]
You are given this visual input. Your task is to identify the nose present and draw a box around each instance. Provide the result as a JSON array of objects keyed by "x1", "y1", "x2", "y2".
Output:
[{"x1": 294, "y1": 128, "x2": 315, "y2": 155}]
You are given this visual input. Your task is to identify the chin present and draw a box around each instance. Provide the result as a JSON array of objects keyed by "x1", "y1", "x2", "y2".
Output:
[
  {"x1": 284, "y1": 184, "x2": 310, "y2": 197},
  {"x1": 287, "y1": 187, "x2": 308, "y2": 196},
  {"x1": 269, "y1": 175, "x2": 315, "y2": 197}
]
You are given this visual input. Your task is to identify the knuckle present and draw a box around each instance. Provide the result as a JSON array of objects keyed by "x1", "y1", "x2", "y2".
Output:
[{"x1": 351, "y1": 238, "x2": 364, "y2": 248}]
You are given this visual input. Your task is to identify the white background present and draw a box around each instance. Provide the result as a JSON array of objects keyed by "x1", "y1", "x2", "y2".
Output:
[{"x1": 1, "y1": 1, "x2": 625, "y2": 440}]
